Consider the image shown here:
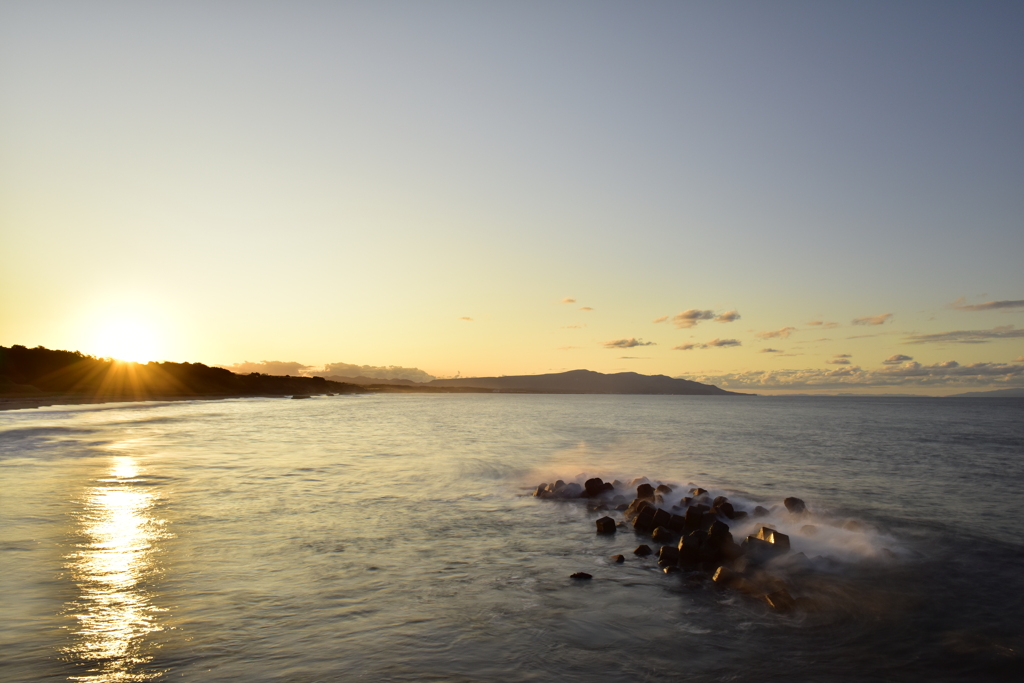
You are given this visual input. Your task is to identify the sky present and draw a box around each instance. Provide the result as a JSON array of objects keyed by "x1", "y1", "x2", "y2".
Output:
[{"x1": 2, "y1": 1, "x2": 1022, "y2": 395}]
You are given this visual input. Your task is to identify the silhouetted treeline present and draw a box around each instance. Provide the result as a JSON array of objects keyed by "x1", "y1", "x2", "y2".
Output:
[{"x1": 0, "y1": 345, "x2": 364, "y2": 399}]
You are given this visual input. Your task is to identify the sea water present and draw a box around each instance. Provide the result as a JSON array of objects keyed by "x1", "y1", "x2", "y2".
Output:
[{"x1": 1, "y1": 394, "x2": 1022, "y2": 681}]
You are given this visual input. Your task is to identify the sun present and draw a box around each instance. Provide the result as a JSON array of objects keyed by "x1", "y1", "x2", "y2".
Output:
[{"x1": 93, "y1": 319, "x2": 161, "y2": 363}]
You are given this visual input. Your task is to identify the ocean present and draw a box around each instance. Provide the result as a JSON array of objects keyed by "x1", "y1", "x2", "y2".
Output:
[{"x1": 1, "y1": 394, "x2": 1022, "y2": 682}]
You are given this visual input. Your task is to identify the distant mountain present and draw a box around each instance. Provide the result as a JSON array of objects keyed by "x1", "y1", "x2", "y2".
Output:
[
  {"x1": 945, "y1": 387, "x2": 1024, "y2": 398},
  {"x1": 427, "y1": 369, "x2": 747, "y2": 395}
]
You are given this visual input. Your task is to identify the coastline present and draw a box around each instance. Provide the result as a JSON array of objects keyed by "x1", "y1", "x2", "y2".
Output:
[{"x1": 0, "y1": 393, "x2": 321, "y2": 412}]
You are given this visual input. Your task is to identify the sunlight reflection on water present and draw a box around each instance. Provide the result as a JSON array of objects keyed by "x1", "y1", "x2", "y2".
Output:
[{"x1": 62, "y1": 455, "x2": 167, "y2": 682}]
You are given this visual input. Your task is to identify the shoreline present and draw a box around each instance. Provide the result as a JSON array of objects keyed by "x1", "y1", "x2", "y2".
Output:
[{"x1": 0, "y1": 393, "x2": 317, "y2": 412}]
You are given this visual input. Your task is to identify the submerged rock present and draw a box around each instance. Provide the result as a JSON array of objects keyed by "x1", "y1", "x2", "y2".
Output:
[
  {"x1": 755, "y1": 526, "x2": 790, "y2": 551},
  {"x1": 633, "y1": 544, "x2": 652, "y2": 557},
  {"x1": 784, "y1": 497, "x2": 806, "y2": 514},
  {"x1": 610, "y1": 554, "x2": 625, "y2": 563},
  {"x1": 652, "y1": 526, "x2": 674, "y2": 543},
  {"x1": 570, "y1": 572, "x2": 592, "y2": 580},
  {"x1": 595, "y1": 516, "x2": 616, "y2": 534},
  {"x1": 658, "y1": 545, "x2": 680, "y2": 566},
  {"x1": 584, "y1": 477, "x2": 615, "y2": 498},
  {"x1": 763, "y1": 588, "x2": 795, "y2": 612},
  {"x1": 636, "y1": 483, "x2": 656, "y2": 501},
  {"x1": 655, "y1": 484, "x2": 674, "y2": 494},
  {"x1": 753, "y1": 506, "x2": 770, "y2": 517},
  {"x1": 632, "y1": 507, "x2": 656, "y2": 532}
]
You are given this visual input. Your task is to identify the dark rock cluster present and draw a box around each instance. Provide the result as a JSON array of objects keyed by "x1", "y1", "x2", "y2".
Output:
[{"x1": 535, "y1": 477, "x2": 813, "y2": 612}]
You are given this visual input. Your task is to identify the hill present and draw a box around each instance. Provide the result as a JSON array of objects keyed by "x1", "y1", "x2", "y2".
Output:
[
  {"x1": 945, "y1": 387, "x2": 1024, "y2": 398},
  {"x1": 427, "y1": 369, "x2": 746, "y2": 395},
  {"x1": 0, "y1": 345, "x2": 365, "y2": 408}
]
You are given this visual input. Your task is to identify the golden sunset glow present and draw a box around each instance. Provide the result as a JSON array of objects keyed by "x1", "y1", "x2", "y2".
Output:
[{"x1": 92, "y1": 320, "x2": 160, "y2": 364}]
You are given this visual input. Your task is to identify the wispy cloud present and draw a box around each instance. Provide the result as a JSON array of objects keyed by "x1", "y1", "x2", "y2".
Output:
[
  {"x1": 826, "y1": 358, "x2": 851, "y2": 365},
  {"x1": 619, "y1": 356, "x2": 651, "y2": 359},
  {"x1": 883, "y1": 354, "x2": 913, "y2": 365},
  {"x1": 561, "y1": 297, "x2": 576, "y2": 304},
  {"x1": 561, "y1": 323, "x2": 586, "y2": 329},
  {"x1": 834, "y1": 353, "x2": 852, "y2": 358},
  {"x1": 579, "y1": 306, "x2": 593, "y2": 311},
  {"x1": 673, "y1": 338, "x2": 741, "y2": 350},
  {"x1": 903, "y1": 325, "x2": 1024, "y2": 344},
  {"x1": 852, "y1": 313, "x2": 893, "y2": 326},
  {"x1": 715, "y1": 310, "x2": 741, "y2": 323},
  {"x1": 672, "y1": 309, "x2": 716, "y2": 328},
  {"x1": 557, "y1": 346, "x2": 582, "y2": 351},
  {"x1": 760, "y1": 348, "x2": 782, "y2": 353},
  {"x1": 807, "y1": 320, "x2": 839, "y2": 328},
  {"x1": 652, "y1": 315, "x2": 669, "y2": 324},
  {"x1": 602, "y1": 338, "x2": 655, "y2": 348},
  {"x1": 1016, "y1": 356, "x2": 1024, "y2": 363},
  {"x1": 684, "y1": 361, "x2": 1024, "y2": 391},
  {"x1": 220, "y1": 360, "x2": 311, "y2": 376},
  {"x1": 459, "y1": 316, "x2": 473, "y2": 321},
  {"x1": 223, "y1": 360, "x2": 437, "y2": 382},
  {"x1": 949, "y1": 297, "x2": 1024, "y2": 311},
  {"x1": 757, "y1": 326, "x2": 796, "y2": 339}
]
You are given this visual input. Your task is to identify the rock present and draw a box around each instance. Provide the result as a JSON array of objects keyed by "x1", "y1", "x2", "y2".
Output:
[
  {"x1": 563, "y1": 482, "x2": 583, "y2": 498},
  {"x1": 624, "y1": 498, "x2": 652, "y2": 520},
  {"x1": 706, "y1": 520, "x2": 733, "y2": 548},
  {"x1": 533, "y1": 483, "x2": 548, "y2": 497},
  {"x1": 784, "y1": 497, "x2": 806, "y2": 514},
  {"x1": 712, "y1": 495, "x2": 729, "y2": 508},
  {"x1": 714, "y1": 501, "x2": 736, "y2": 519},
  {"x1": 633, "y1": 544, "x2": 652, "y2": 557},
  {"x1": 690, "y1": 487, "x2": 707, "y2": 496},
  {"x1": 713, "y1": 565, "x2": 740, "y2": 587},
  {"x1": 652, "y1": 526, "x2": 674, "y2": 543},
  {"x1": 595, "y1": 516, "x2": 616, "y2": 534},
  {"x1": 683, "y1": 506, "x2": 706, "y2": 532},
  {"x1": 584, "y1": 477, "x2": 605, "y2": 497},
  {"x1": 753, "y1": 506, "x2": 770, "y2": 517},
  {"x1": 699, "y1": 510, "x2": 719, "y2": 531},
  {"x1": 610, "y1": 554, "x2": 625, "y2": 563},
  {"x1": 742, "y1": 536, "x2": 786, "y2": 564},
  {"x1": 800, "y1": 524, "x2": 818, "y2": 536},
  {"x1": 636, "y1": 483, "x2": 656, "y2": 500},
  {"x1": 632, "y1": 507, "x2": 656, "y2": 532},
  {"x1": 658, "y1": 545, "x2": 680, "y2": 566},
  {"x1": 611, "y1": 495, "x2": 629, "y2": 505},
  {"x1": 721, "y1": 538, "x2": 744, "y2": 561},
  {"x1": 763, "y1": 588, "x2": 795, "y2": 612},
  {"x1": 652, "y1": 508, "x2": 672, "y2": 529},
  {"x1": 732, "y1": 510, "x2": 749, "y2": 521},
  {"x1": 569, "y1": 572, "x2": 592, "y2": 580},
  {"x1": 679, "y1": 496, "x2": 692, "y2": 507},
  {"x1": 667, "y1": 513, "x2": 686, "y2": 533},
  {"x1": 655, "y1": 484, "x2": 674, "y2": 494},
  {"x1": 843, "y1": 520, "x2": 864, "y2": 532},
  {"x1": 615, "y1": 503, "x2": 629, "y2": 512},
  {"x1": 679, "y1": 529, "x2": 706, "y2": 551},
  {"x1": 662, "y1": 565, "x2": 680, "y2": 573},
  {"x1": 755, "y1": 526, "x2": 790, "y2": 550},
  {"x1": 677, "y1": 544, "x2": 699, "y2": 565}
]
